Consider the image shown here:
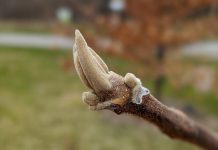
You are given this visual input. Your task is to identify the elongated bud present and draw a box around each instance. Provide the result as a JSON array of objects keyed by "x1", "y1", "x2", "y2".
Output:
[
  {"x1": 73, "y1": 30, "x2": 111, "y2": 92},
  {"x1": 73, "y1": 50, "x2": 92, "y2": 89}
]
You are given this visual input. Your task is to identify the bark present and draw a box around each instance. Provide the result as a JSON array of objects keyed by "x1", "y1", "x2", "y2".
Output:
[
  {"x1": 73, "y1": 29, "x2": 218, "y2": 150},
  {"x1": 107, "y1": 94, "x2": 218, "y2": 150}
]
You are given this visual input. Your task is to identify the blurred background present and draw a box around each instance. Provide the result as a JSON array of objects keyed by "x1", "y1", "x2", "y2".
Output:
[{"x1": 0, "y1": 0, "x2": 218, "y2": 149}]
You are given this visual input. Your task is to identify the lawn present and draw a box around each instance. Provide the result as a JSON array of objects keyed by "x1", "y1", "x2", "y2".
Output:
[
  {"x1": 0, "y1": 22, "x2": 52, "y2": 34},
  {"x1": 0, "y1": 46, "x2": 212, "y2": 150}
]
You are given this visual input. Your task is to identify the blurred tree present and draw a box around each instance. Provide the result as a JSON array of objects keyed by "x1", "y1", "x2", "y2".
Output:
[
  {"x1": 96, "y1": 0, "x2": 218, "y2": 100},
  {"x1": 101, "y1": 0, "x2": 218, "y2": 57}
]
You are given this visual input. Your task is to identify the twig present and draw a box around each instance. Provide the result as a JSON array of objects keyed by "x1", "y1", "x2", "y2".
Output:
[
  {"x1": 108, "y1": 94, "x2": 218, "y2": 150},
  {"x1": 73, "y1": 29, "x2": 218, "y2": 150}
]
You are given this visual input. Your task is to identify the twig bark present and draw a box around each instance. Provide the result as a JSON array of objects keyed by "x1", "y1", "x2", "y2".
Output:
[
  {"x1": 73, "y1": 29, "x2": 218, "y2": 150},
  {"x1": 108, "y1": 94, "x2": 218, "y2": 150}
]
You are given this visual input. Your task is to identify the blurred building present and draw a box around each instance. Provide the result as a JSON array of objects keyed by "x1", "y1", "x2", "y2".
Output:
[{"x1": 0, "y1": 0, "x2": 115, "y2": 22}]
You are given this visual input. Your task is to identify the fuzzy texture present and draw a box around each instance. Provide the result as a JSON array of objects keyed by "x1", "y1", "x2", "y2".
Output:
[
  {"x1": 73, "y1": 30, "x2": 218, "y2": 150},
  {"x1": 73, "y1": 30, "x2": 111, "y2": 92},
  {"x1": 124, "y1": 73, "x2": 150, "y2": 104}
]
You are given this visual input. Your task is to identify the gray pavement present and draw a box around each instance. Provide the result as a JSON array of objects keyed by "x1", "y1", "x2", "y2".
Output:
[
  {"x1": 0, "y1": 32, "x2": 73, "y2": 49},
  {"x1": 0, "y1": 33, "x2": 217, "y2": 59},
  {"x1": 181, "y1": 41, "x2": 218, "y2": 59}
]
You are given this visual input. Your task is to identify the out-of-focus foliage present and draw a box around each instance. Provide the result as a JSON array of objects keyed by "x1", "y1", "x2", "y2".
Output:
[{"x1": 94, "y1": 0, "x2": 218, "y2": 60}]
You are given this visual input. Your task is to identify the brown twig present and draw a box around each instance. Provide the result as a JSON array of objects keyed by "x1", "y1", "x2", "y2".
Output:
[
  {"x1": 107, "y1": 94, "x2": 218, "y2": 150},
  {"x1": 73, "y1": 30, "x2": 218, "y2": 150}
]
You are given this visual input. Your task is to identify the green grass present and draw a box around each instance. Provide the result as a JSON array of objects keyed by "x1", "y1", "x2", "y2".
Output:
[
  {"x1": 163, "y1": 81, "x2": 218, "y2": 115},
  {"x1": 163, "y1": 57, "x2": 218, "y2": 116},
  {"x1": 0, "y1": 23, "x2": 52, "y2": 34},
  {"x1": 0, "y1": 47, "x2": 201, "y2": 150}
]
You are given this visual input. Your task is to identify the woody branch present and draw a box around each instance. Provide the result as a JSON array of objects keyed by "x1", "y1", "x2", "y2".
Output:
[{"x1": 73, "y1": 30, "x2": 218, "y2": 150}]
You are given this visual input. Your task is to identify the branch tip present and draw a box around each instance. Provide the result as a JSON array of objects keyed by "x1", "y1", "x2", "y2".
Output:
[{"x1": 73, "y1": 29, "x2": 111, "y2": 92}]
